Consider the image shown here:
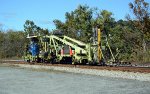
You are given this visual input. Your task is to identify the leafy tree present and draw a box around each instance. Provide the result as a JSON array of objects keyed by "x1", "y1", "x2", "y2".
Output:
[
  {"x1": 24, "y1": 20, "x2": 49, "y2": 36},
  {"x1": 39, "y1": 28, "x2": 49, "y2": 35},
  {"x1": 128, "y1": 0, "x2": 150, "y2": 62},
  {"x1": 94, "y1": 10, "x2": 116, "y2": 61},
  {"x1": 95, "y1": 10, "x2": 115, "y2": 30},
  {"x1": 0, "y1": 30, "x2": 26, "y2": 58},
  {"x1": 24, "y1": 20, "x2": 37, "y2": 35},
  {"x1": 54, "y1": 5, "x2": 93, "y2": 42},
  {"x1": 110, "y1": 20, "x2": 141, "y2": 61},
  {"x1": 128, "y1": 0, "x2": 150, "y2": 51}
]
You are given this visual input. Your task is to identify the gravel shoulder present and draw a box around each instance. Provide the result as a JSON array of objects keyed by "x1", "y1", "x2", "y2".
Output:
[{"x1": 1, "y1": 63, "x2": 150, "y2": 82}]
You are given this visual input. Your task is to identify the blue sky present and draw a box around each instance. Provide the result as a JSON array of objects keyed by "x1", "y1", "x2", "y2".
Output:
[{"x1": 0, "y1": 0, "x2": 148, "y2": 31}]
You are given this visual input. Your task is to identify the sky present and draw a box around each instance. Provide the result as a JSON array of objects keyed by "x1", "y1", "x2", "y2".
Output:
[{"x1": 0, "y1": 0, "x2": 149, "y2": 31}]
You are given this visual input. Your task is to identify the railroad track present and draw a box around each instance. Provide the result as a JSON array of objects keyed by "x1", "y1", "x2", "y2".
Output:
[{"x1": 1, "y1": 60, "x2": 150, "y2": 73}]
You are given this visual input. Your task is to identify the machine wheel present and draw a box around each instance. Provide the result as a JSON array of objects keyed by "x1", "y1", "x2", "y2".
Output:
[{"x1": 27, "y1": 59, "x2": 30, "y2": 63}]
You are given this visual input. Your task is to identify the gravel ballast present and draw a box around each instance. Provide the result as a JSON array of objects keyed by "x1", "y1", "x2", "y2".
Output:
[{"x1": 10, "y1": 64, "x2": 150, "y2": 82}]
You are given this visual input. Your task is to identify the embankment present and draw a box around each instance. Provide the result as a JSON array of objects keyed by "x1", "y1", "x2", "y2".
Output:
[{"x1": 1, "y1": 63, "x2": 150, "y2": 82}]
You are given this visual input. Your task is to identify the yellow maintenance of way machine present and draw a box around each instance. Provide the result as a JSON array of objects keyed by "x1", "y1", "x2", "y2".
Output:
[{"x1": 24, "y1": 28, "x2": 115, "y2": 65}]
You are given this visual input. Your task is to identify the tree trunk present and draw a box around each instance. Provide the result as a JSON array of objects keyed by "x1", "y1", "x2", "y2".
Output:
[{"x1": 142, "y1": 39, "x2": 146, "y2": 52}]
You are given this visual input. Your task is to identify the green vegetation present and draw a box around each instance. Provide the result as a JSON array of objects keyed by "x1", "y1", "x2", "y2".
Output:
[
  {"x1": 0, "y1": 0, "x2": 149, "y2": 63},
  {"x1": 0, "y1": 30, "x2": 26, "y2": 59}
]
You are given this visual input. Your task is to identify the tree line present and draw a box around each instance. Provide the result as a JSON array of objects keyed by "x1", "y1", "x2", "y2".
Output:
[{"x1": 0, "y1": 0, "x2": 149, "y2": 63}]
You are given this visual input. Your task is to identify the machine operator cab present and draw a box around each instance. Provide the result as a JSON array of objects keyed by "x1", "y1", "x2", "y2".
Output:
[{"x1": 25, "y1": 34, "x2": 40, "y2": 62}]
